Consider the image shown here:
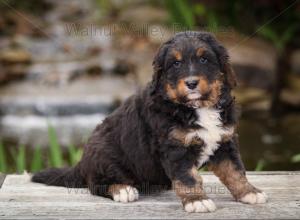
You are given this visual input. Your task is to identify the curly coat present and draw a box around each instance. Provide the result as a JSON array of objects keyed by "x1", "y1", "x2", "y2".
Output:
[{"x1": 32, "y1": 31, "x2": 266, "y2": 212}]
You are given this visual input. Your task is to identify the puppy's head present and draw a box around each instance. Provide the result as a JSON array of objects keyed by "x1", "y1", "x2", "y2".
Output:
[{"x1": 151, "y1": 31, "x2": 236, "y2": 108}]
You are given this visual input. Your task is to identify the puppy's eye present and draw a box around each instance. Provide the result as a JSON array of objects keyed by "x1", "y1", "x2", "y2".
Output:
[
  {"x1": 173, "y1": 61, "x2": 182, "y2": 68},
  {"x1": 199, "y1": 57, "x2": 207, "y2": 64}
]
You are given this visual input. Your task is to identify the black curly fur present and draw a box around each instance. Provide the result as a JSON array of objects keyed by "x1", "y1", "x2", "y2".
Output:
[{"x1": 32, "y1": 31, "x2": 244, "y2": 198}]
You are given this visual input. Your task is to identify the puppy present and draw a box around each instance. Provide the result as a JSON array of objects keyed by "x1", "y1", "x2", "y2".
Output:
[{"x1": 32, "y1": 31, "x2": 267, "y2": 213}]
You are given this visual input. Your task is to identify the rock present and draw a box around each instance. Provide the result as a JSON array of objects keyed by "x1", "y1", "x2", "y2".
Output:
[
  {"x1": 112, "y1": 58, "x2": 135, "y2": 76},
  {"x1": 217, "y1": 31, "x2": 277, "y2": 90},
  {"x1": 0, "y1": 65, "x2": 29, "y2": 84},
  {"x1": 0, "y1": 49, "x2": 31, "y2": 65},
  {"x1": 0, "y1": 74, "x2": 136, "y2": 147},
  {"x1": 234, "y1": 88, "x2": 270, "y2": 112},
  {"x1": 281, "y1": 89, "x2": 300, "y2": 107},
  {"x1": 234, "y1": 88, "x2": 269, "y2": 104},
  {"x1": 218, "y1": 31, "x2": 277, "y2": 72},
  {"x1": 0, "y1": 114, "x2": 106, "y2": 147},
  {"x1": 233, "y1": 64, "x2": 274, "y2": 90},
  {"x1": 119, "y1": 5, "x2": 168, "y2": 24},
  {"x1": 148, "y1": 25, "x2": 173, "y2": 45},
  {"x1": 291, "y1": 50, "x2": 300, "y2": 74},
  {"x1": 287, "y1": 74, "x2": 300, "y2": 91}
]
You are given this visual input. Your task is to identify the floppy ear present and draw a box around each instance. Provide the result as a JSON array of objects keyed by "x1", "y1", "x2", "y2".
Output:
[
  {"x1": 222, "y1": 59, "x2": 237, "y2": 89},
  {"x1": 212, "y1": 44, "x2": 237, "y2": 89},
  {"x1": 197, "y1": 32, "x2": 237, "y2": 89},
  {"x1": 150, "y1": 41, "x2": 171, "y2": 95}
]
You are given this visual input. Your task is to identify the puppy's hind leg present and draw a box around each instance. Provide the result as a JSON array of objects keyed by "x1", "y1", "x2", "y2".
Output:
[
  {"x1": 108, "y1": 184, "x2": 139, "y2": 203},
  {"x1": 87, "y1": 165, "x2": 139, "y2": 203}
]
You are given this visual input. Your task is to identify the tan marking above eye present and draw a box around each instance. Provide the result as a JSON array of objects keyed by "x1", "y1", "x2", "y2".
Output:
[
  {"x1": 172, "y1": 49, "x2": 182, "y2": 61},
  {"x1": 196, "y1": 47, "x2": 206, "y2": 57}
]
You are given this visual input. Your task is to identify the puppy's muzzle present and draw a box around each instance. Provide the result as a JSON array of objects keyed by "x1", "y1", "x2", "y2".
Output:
[{"x1": 185, "y1": 79, "x2": 198, "y2": 90}]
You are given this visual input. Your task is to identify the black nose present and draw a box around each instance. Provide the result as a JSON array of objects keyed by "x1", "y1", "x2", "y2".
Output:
[{"x1": 185, "y1": 80, "x2": 198, "y2": 90}]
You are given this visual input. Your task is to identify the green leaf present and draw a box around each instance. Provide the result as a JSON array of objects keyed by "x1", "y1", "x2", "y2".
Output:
[
  {"x1": 255, "y1": 159, "x2": 266, "y2": 171},
  {"x1": 291, "y1": 154, "x2": 300, "y2": 163},
  {"x1": 194, "y1": 3, "x2": 206, "y2": 16},
  {"x1": 30, "y1": 145, "x2": 43, "y2": 172},
  {"x1": 0, "y1": 141, "x2": 7, "y2": 173},
  {"x1": 165, "y1": 0, "x2": 195, "y2": 28},
  {"x1": 259, "y1": 26, "x2": 278, "y2": 43},
  {"x1": 48, "y1": 124, "x2": 63, "y2": 167},
  {"x1": 206, "y1": 10, "x2": 219, "y2": 32},
  {"x1": 281, "y1": 24, "x2": 297, "y2": 46}
]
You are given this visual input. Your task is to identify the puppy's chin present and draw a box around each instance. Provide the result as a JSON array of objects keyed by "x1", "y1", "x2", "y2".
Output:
[{"x1": 187, "y1": 93, "x2": 202, "y2": 100}]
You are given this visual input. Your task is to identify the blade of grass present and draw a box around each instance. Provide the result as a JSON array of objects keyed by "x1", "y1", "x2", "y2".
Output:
[
  {"x1": 48, "y1": 124, "x2": 63, "y2": 167},
  {"x1": 291, "y1": 154, "x2": 300, "y2": 163},
  {"x1": 0, "y1": 141, "x2": 7, "y2": 173},
  {"x1": 68, "y1": 145, "x2": 83, "y2": 166},
  {"x1": 255, "y1": 159, "x2": 266, "y2": 171},
  {"x1": 30, "y1": 145, "x2": 43, "y2": 172},
  {"x1": 16, "y1": 145, "x2": 26, "y2": 173}
]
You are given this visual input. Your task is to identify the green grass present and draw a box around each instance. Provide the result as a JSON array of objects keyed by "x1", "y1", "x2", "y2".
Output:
[
  {"x1": 291, "y1": 154, "x2": 300, "y2": 163},
  {"x1": 48, "y1": 124, "x2": 63, "y2": 167},
  {"x1": 0, "y1": 141, "x2": 7, "y2": 173},
  {"x1": 30, "y1": 145, "x2": 43, "y2": 172},
  {"x1": 0, "y1": 125, "x2": 83, "y2": 174},
  {"x1": 255, "y1": 159, "x2": 266, "y2": 171},
  {"x1": 0, "y1": 124, "x2": 296, "y2": 174}
]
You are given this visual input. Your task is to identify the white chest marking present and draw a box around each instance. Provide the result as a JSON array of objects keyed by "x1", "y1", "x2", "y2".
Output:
[{"x1": 185, "y1": 108, "x2": 234, "y2": 167}]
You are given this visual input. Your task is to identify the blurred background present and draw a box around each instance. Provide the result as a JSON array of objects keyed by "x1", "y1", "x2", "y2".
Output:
[{"x1": 0, "y1": 0, "x2": 299, "y2": 173}]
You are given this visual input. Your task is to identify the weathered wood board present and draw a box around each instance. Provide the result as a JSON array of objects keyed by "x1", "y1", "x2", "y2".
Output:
[{"x1": 0, "y1": 172, "x2": 299, "y2": 219}]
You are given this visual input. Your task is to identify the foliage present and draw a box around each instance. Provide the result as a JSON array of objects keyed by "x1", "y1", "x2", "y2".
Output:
[
  {"x1": 163, "y1": 0, "x2": 300, "y2": 49},
  {"x1": 0, "y1": 141, "x2": 7, "y2": 172},
  {"x1": 15, "y1": 145, "x2": 26, "y2": 173},
  {"x1": 48, "y1": 124, "x2": 63, "y2": 167},
  {"x1": 291, "y1": 154, "x2": 300, "y2": 163},
  {"x1": 68, "y1": 144, "x2": 83, "y2": 166},
  {"x1": 255, "y1": 159, "x2": 266, "y2": 171},
  {"x1": 0, "y1": 125, "x2": 83, "y2": 174},
  {"x1": 165, "y1": 0, "x2": 195, "y2": 29},
  {"x1": 30, "y1": 145, "x2": 43, "y2": 172}
]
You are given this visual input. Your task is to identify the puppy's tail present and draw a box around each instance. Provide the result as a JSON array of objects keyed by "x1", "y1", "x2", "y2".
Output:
[{"x1": 31, "y1": 166, "x2": 85, "y2": 188}]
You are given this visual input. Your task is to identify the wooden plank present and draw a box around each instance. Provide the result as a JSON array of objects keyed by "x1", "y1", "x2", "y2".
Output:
[{"x1": 0, "y1": 172, "x2": 299, "y2": 219}]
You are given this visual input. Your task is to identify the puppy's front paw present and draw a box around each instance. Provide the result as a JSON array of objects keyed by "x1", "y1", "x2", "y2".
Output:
[
  {"x1": 111, "y1": 185, "x2": 139, "y2": 203},
  {"x1": 184, "y1": 199, "x2": 216, "y2": 213},
  {"x1": 240, "y1": 191, "x2": 268, "y2": 204}
]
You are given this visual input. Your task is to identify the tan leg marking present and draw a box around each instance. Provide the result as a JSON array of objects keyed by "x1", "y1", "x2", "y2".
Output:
[
  {"x1": 208, "y1": 160, "x2": 267, "y2": 204},
  {"x1": 169, "y1": 128, "x2": 204, "y2": 147},
  {"x1": 108, "y1": 184, "x2": 139, "y2": 203},
  {"x1": 173, "y1": 167, "x2": 216, "y2": 213}
]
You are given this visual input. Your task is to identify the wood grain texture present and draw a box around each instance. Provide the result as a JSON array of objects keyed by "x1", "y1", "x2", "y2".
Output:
[{"x1": 0, "y1": 172, "x2": 299, "y2": 219}]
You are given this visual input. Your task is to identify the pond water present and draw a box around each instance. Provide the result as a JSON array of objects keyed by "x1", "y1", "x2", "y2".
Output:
[{"x1": 239, "y1": 112, "x2": 300, "y2": 171}]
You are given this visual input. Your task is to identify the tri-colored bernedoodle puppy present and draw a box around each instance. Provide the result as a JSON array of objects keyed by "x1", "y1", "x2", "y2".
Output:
[{"x1": 32, "y1": 31, "x2": 268, "y2": 213}]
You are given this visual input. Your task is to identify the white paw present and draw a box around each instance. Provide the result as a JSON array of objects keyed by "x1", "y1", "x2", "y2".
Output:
[
  {"x1": 240, "y1": 191, "x2": 268, "y2": 204},
  {"x1": 112, "y1": 186, "x2": 139, "y2": 203},
  {"x1": 184, "y1": 199, "x2": 216, "y2": 213}
]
